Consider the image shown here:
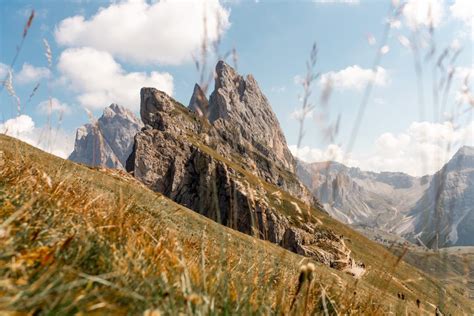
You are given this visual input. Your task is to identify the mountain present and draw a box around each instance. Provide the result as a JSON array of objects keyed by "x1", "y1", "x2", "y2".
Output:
[
  {"x1": 126, "y1": 61, "x2": 359, "y2": 272},
  {"x1": 3, "y1": 134, "x2": 472, "y2": 314},
  {"x1": 297, "y1": 161, "x2": 428, "y2": 227},
  {"x1": 297, "y1": 146, "x2": 474, "y2": 248},
  {"x1": 401, "y1": 146, "x2": 474, "y2": 248},
  {"x1": 69, "y1": 104, "x2": 143, "y2": 169}
]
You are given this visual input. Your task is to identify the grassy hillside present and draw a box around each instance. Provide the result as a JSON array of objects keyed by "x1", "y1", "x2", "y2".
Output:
[
  {"x1": 0, "y1": 135, "x2": 472, "y2": 315},
  {"x1": 391, "y1": 245, "x2": 474, "y2": 302}
]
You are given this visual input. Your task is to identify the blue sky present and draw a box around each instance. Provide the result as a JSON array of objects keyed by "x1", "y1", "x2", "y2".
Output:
[{"x1": 0, "y1": 0, "x2": 473, "y2": 176}]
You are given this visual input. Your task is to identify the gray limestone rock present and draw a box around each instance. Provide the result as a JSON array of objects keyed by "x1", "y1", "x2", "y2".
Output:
[
  {"x1": 126, "y1": 62, "x2": 358, "y2": 271},
  {"x1": 69, "y1": 104, "x2": 143, "y2": 169}
]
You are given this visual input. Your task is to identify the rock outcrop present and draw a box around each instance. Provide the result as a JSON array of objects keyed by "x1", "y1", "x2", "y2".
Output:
[
  {"x1": 406, "y1": 146, "x2": 474, "y2": 248},
  {"x1": 208, "y1": 61, "x2": 296, "y2": 174},
  {"x1": 188, "y1": 83, "x2": 208, "y2": 115},
  {"x1": 127, "y1": 61, "x2": 361, "y2": 273},
  {"x1": 69, "y1": 104, "x2": 143, "y2": 169}
]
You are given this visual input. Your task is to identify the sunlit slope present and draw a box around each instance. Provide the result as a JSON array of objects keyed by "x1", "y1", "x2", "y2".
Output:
[
  {"x1": 0, "y1": 135, "x2": 471, "y2": 314},
  {"x1": 391, "y1": 245, "x2": 474, "y2": 302}
]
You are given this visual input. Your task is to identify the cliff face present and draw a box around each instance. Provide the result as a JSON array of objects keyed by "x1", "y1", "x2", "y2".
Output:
[
  {"x1": 298, "y1": 146, "x2": 474, "y2": 248},
  {"x1": 406, "y1": 146, "x2": 474, "y2": 248},
  {"x1": 297, "y1": 161, "x2": 427, "y2": 228},
  {"x1": 207, "y1": 61, "x2": 296, "y2": 174},
  {"x1": 69, "y1": 104, "x2": 143, "y2": 169},
  {"x1": 127, "y1": 62, "x2": 362, "y2": 273}
]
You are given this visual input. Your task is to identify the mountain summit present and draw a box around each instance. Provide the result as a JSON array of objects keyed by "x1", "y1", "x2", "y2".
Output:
[
  {"x1": 126, "y1": 61, "x2": 361, "y2": 273},
  {"x1": 406, "y1": 146, "x2": 474, "y2": 247},
  {"x1": 69, "y1": 104, "x2": 143, "y2": 169},
  {"x1": 207, "y1": 61, "x2": 296, "y2": 173}
]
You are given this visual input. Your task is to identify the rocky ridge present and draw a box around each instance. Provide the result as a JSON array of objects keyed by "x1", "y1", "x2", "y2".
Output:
[
  {"x1": 405, "y1": 146, "x2": 474, "y2": 247},
  {"x1": 126, "y1": 61, "x2": 362, "y2": 273},
  {"x1": 298, "y1": 146, "x2": 474, "y2": 248},
  {"x1": 69, "y1": 104, "x2": 143, "y2": 169}
]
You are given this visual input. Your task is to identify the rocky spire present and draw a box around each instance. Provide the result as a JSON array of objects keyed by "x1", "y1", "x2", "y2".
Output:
[
  {"x1": 69, "y1": 104, "x2": 143, "y2": 169},
  {"x1": 126, "y1": 81, "x2": 358, "y2": 271},
  {"x1": 188, "y1": 83, "x2": 209, "y2": 116},
  {"x1": 208, "y1": 61, "x2": 296, "y2": 173}
]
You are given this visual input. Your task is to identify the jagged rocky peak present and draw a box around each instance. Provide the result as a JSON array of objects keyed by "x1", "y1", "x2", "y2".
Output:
[
  {"x1": 188, "y1": 83, "x2": 208, "y2": 115},
  {"x1": 456, "y1": 145, "x2": 474, "y2": 156},
  {"x1": 126, "y1": 64, "x2": 362, "y2": 273},
  {"x1": 206, "y1": 61, "x2": 296, "y2": 173},
  {"x1": 140, "y1": 88, "x2": 174, "y2": 128},
  {"x1": 447, "y1": 145, "x2": 474, "y2": 170},
  {"x1": 132, "y1": 85, "x2": 311, "y2": 204},
  {"x1": 69, "y1": 104, "x2": 143, "y2": 169}
]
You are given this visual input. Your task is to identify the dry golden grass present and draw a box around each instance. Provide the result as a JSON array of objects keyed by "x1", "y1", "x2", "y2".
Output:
[
  {"x1": 0, "y1": 147, "x2": 286, "y2": 314},
  {"x1": 0, "y1": 134, "x2": 472, "y2": 315}
]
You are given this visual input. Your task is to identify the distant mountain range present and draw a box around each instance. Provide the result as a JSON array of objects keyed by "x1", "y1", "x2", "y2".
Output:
[
  {"x1": 297, "y1": 146, "x2": 474, "y2": 248},
  {"x1": 67, "y1": 63, "x2": 473, "y2": 251},
  {"x1": 69, "y1": 104, "x2": 143, "y2": 169}
]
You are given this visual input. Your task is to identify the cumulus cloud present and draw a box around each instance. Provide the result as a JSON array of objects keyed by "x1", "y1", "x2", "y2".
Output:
[
  {"x1": 290, "y1": 144, "x2": 357, "y2": 166},
  {"x1": 38, "y1": 98, "x2": 72, "y2": 115},
  {"x1": 320, "y1": 65, "x2": 389, "y2": 91},
  {"x1": 16, "y1": 63, "x2": 51, "y2": 84},
  {"x1": 57, "y1": 47, "x2": 173, "y2": 110},
  {"x1": 54, "y1": 0, "x2": 230, "y2": 65},
  {"x1": 403, "y1": 0, "x2": 444, "y2": 30},
  {"x1": 0, "y1": 115, "x2": 74, "y2": 158},
  {"x1": 454, "y1": 65, "x2": 473, "y2": 84},
  {"x1": 291, "y1": 120, "x2": 474, "y2": 176},
  {"x1": 365, "y1": 121, "x2": 474, "y2": 176},
  {"x1": 450, "y1": 0, "x2": 473, "y2": 24}
]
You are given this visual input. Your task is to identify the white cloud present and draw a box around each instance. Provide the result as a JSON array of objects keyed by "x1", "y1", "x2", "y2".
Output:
[
  {"x1": 365, "y1": 121, "x2": 474, "y2": 176},
  {"x1": 16, "y1": 63, "x2": 51, "y2": 84},
  {"x1": 0, "y1": 115, "x2": 35, "y2": 135},
  {"x1": 403, "y1": 0, "x2": 444, "y2": 30},
  {"x1": 291, "y1": 120, "x2": 474, "y2": 176},
  {"x1": 54, "y1": 0, "x2": 230, "y2": 65},
  {"x1": 290, "y1": 144, "x2": 357, "y2": 166},
  {"x1": 57, "y1": 47, "x2": 173, "y2": 111},
  {"x1": 320, "y1": 65, "x2": 389, "y2": 91},
  {"x1": 455, "y1": 65, "x2": 473, "y2": 80},
  {"x1": 450, "y1": 0, "x2": 473, "y2": 24},
  {"x1": 0, "y1": 115, "x2": 74, "y2": 158},
  {"x1": 38, "y1": 98, "x2": 72, "y2": 115}
]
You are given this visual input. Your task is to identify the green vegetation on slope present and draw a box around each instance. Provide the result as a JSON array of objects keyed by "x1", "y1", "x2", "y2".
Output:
[
  {"x1": 0, "y1": 135, "x2": 472, "y2": 315},
  {"x1": 391, "y1": 245, "x2": 474, "y2": 302}
]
